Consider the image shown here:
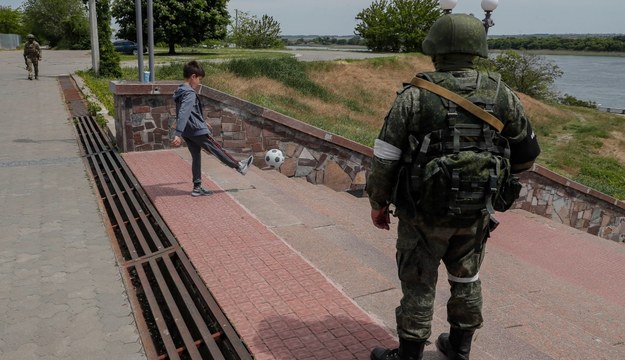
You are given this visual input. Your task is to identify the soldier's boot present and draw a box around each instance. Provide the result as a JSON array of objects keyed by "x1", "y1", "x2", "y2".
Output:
[
  {"x1": 370, "y1": 338, "x2": 425, "y2": 360},
  {"x1": 435, "y1": 329, "x2": 474, "y2": 360}
]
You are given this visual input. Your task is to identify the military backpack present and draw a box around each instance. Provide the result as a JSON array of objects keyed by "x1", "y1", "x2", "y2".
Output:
[{"x1": 392, "y1": 71, "x2": 521, "y2": 225}]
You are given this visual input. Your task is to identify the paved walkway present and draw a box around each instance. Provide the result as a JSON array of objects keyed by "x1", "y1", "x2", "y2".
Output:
[
  {"x1": 125, "y1": 150, "x2": 625, "y2": 360},
  {"x1": 0, "y1": 50, "x2": 145, "y2": 360}
]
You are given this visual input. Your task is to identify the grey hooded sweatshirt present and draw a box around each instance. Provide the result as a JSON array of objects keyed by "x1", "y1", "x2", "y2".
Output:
[{"x1": 173, "y1": 83, "x2": 211, "y2": 137}]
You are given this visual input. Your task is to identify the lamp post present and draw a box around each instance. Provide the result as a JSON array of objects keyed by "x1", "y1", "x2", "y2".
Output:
[
  {"x1": 438, "y1": 0, "x2": 499, "y2": 33},
  {"x1": 481, "y1": 0, "x2": 499, "y2": 34}
]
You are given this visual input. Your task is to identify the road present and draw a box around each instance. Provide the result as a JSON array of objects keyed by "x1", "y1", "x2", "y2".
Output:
[{"x1": 1, "y1": 47, "x2": 391, "y2": 76}]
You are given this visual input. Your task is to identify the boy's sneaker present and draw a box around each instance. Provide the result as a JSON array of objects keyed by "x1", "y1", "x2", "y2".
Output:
[
  {"x1": 191, "y1": 186, "x2": 213, "y2": 197},
  {"x1": 237, "y1": 155, "x2": 254, "y2": 175}
]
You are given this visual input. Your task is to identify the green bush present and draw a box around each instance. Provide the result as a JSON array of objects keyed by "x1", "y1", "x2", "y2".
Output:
[
  {"x1": 558, "y1": 94, "x2": 597, "y2": 108},
  {"x1": 477, "y1": 50, "x2": 562, "y2": 100}
]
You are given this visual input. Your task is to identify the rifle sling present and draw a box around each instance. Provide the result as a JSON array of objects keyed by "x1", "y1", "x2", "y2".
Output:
[{"x1": 409, "y1": 77, "x2": 504, "y2": 133}]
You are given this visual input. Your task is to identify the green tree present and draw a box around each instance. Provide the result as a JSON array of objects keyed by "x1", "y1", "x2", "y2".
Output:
[
  {"x1": 112, "y1": 0, "x2": 229, "y2": 55},
  {"x1": 0, "y1": 5, "x2": 24, "y2": 35},
  {"x1": 22, "y1": 0, "x2": 89, "y2": 48},
  {"x1": 57, "y1": 11, "x2": 90, "y2": 49},
  {"x1": 94, "y1": 0, "x2": 121, "y2": 77},
  {"x1": 477, "y1": 50, "x2": 563, "y2": 100},
  {"x1": 355, "y1": 0, "x2": 440, "y2": 52},
  {"x1": 231, "y1": 12, "x2": 282, "y2": 49},
  {"x1": 488, "y1": 35, "x2": 625, "y2": 53}
]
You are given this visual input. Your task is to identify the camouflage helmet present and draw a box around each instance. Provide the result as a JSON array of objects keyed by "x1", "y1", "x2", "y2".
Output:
[
  {"x1": 422, "y1": 14, "x2": 488, "y2": 58},
  {"x1": 27, "y1": 34, "x2": 35, "y2": 39}
]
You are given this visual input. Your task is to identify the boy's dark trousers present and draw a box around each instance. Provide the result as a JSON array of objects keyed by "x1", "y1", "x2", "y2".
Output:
[{"x1": 183, "y1": 135, "x2": 239, "y2": 185}]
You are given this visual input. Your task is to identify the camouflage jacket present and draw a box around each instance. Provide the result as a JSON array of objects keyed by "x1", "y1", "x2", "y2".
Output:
[
  {"x1": 23, "y1": 41, "x2": 41, "y2": 59},
  {"x1": 366, "y1": 69, "x2": 539, "y2": 212}
]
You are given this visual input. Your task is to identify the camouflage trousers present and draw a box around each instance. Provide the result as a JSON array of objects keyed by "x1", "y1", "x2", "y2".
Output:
[
  {"x1": 394, "y1": 214, "x2": 490, "y2": 341},
  {"x1": 26, "y1": 57, "x2": 39, "y2": 79}
]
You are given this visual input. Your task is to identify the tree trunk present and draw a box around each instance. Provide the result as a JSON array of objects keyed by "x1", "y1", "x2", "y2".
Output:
[{"x1": 168, "y1": 40, "x2": 176, "y2": 55}]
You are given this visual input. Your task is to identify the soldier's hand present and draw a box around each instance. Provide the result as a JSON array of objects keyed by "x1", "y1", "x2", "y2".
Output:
[{"x1": 371, "y1": 206, "x2": 390, "y2": 230}]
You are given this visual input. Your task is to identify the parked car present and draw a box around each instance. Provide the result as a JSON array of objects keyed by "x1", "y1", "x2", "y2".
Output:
[{"x1": 113, "y1": 39, "x2": 145, "y2": 55}]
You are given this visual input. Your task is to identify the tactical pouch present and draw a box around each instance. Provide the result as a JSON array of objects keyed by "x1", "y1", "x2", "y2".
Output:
[
  {"x1": 493, "y1": 174, "x2": 522, "y2": 212},
  {"x1": 391, "y1": 165, "x2": 417, "y2": 219},
  {"x1": 417, "y1": 151, "x2": 498, "y2": 220}
]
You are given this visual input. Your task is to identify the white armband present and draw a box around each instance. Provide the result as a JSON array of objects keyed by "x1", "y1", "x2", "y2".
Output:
[{"x1": 373, "y1": 139, "x2": 402, "y2": 161}]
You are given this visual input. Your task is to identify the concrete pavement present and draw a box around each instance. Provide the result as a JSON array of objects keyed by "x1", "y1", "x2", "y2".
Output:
[{"x1": 0, "y1": 50, "x2": 145, "y2": 359}]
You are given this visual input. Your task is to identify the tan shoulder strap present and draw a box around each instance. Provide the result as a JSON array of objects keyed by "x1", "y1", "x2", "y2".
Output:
[{"x1": 409, "y1": 77, "x2": 504, "y2": 133}]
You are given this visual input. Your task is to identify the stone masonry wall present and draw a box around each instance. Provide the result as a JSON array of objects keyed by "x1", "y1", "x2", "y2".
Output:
[
  {"x1": 109, "y1": 81, "x2": 625, "y2": 243},
  {"x1": 514, "y1": 165, "x2": 625, "y2": 242},
  {"x1": 109, "y1": 81, "x2": 371, "y2": 193}
]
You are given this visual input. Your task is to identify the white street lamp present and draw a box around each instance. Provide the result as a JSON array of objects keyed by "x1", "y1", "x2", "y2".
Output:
[
  {"x1": 481, "y1": 0, "x2": 499, "y2": 12},
  {"x1": 439, "y1": 0, "x2": 458, "y2": 14}
]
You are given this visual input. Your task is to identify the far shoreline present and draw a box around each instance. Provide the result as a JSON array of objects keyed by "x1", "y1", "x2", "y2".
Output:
[{"x1": 490, "y1": 49, "x2": 625, "y2": 57}]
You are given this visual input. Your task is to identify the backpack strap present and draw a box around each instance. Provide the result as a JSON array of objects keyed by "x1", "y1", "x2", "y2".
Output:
[{"x1": 409, "y1": 77, "x2": 505, "y2": 133}]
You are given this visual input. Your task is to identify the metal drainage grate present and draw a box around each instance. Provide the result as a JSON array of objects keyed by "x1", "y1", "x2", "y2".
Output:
[{"x1": 74, "y1": 115, "x2": 252, "y2": 360}]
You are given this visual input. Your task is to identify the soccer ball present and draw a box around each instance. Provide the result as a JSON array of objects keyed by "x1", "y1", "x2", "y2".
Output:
[{"x1": 264, "y1": 149, "x2": 284, "y2": 169}]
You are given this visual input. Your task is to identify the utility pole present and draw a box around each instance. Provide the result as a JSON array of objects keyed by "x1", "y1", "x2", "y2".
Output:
[
  {"x1": 135, "y1": 0, "x2": 144, "y2": 82},
  {"x1": 234, "y1": 9, "x2": 240, "y2": 48},
  {"x1": 88, "y1": 0, "x2": 100, "y2": 75},
  {"x1": 147, "y1": 0, "x2": 154, "y2": 82}
]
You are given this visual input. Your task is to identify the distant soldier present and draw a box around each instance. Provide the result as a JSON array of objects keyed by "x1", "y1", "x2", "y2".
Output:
[{"x1": 23, "y1": 34, "x2": 42, "y2": 80}]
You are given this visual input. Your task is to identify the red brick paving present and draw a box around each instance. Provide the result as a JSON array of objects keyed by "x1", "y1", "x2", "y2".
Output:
[{"x1": 123, "y1": 150, "x2": 397, "y2": 359}]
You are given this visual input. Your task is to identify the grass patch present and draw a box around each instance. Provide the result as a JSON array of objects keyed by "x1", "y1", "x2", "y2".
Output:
[
  {"x1": 118, "y1": 47, "x2": 290, "y2": 64},
  {"x1": 77, "y1": 70, "x2": 115, "y2": 114},
  {"x1": 565, "y1": 122, "x2": 609, "y2": 139},
  {"x1": 224, "y1": 57, "x2": 333, "y2": 100},
  {"x1": 575, "y1": 157, "x2": 625, "y2": 199}
]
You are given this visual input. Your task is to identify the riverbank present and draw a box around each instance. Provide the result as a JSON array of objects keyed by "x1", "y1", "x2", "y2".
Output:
[{"x1": 492, "y1": 49, "x2": 625, "y2": 57}]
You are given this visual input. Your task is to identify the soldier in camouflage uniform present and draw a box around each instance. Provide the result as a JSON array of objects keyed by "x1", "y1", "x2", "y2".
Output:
[
  {"x1": 367, "y1": 14, "x2": 540, "y2": 360},
  {"x1": 23, "y1": 34, "x2": 42, "y2": 80}
]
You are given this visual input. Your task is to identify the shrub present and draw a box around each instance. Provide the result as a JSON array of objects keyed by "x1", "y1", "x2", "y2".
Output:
[
  {"x1": 477, "y1": 50, "x2": 562, "y2": 100},
  {"x1": 558, "y1": 94, "x2": 597, "y2": 108}
]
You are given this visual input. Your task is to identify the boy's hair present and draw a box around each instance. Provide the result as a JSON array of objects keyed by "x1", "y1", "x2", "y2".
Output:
[{"x1": 183, "y1": 60, "x2": 206, "y2": 79}]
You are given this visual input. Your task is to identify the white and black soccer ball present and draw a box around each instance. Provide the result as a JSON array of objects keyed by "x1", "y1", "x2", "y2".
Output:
[{"x1": 264, "y1": 149, "x2": 284, "y2": 169}]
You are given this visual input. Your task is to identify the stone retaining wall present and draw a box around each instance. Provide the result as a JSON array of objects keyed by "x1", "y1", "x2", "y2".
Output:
[
  {"x1": 515, "y1": 165, "x2": 625, "y2": 242},
  {"x1": 109, "y1": 80, "x2": 624, "y2": 243},
  {"x1": 109, "y1": 81, "x2": 371, "y2": 193}
]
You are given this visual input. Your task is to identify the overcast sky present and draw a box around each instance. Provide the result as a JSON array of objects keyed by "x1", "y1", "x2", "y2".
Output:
[
  {"x1": 228, "y1": 0, "x2": 624, "y2": 36},
  {"x1": 3, "y1": 0, "x2": 623, "y2": 36}
]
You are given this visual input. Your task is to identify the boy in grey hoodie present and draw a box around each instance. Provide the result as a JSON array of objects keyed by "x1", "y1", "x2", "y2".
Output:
[{"x1": 172, "y1": 60, "x2": 253, "y2": 196}]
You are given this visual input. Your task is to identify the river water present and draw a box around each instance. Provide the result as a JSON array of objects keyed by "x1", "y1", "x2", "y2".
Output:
[{"x1": 543, "y1": 55, "x2": 625, "y2": 109}]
